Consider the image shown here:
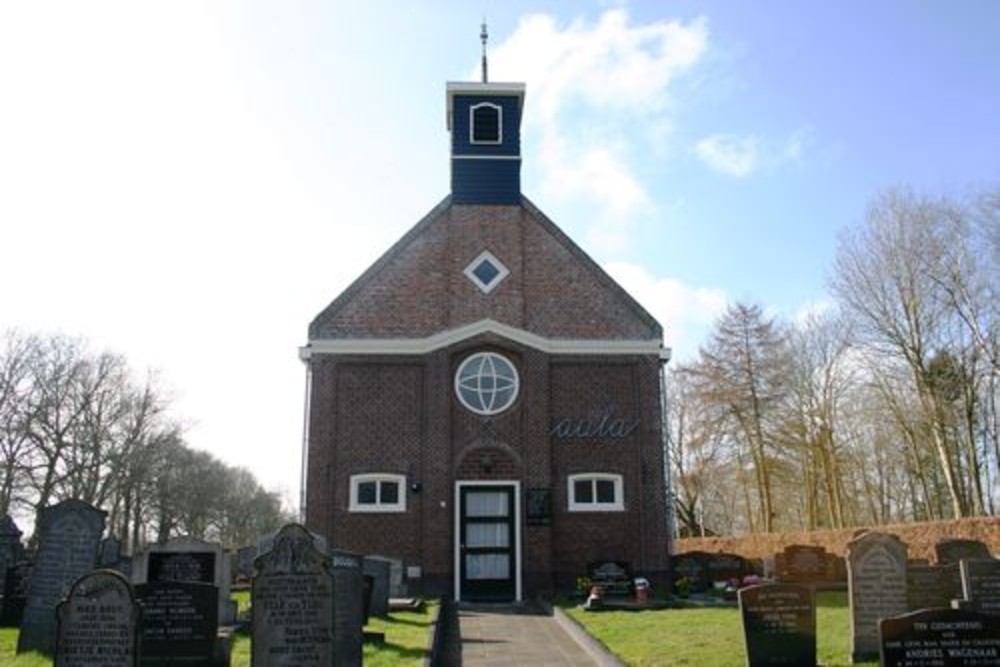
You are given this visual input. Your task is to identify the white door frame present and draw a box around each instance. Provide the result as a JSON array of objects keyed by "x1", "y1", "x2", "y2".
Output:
[{"x1": 453, "y1": 480, "x2": 522, "y2": 602}]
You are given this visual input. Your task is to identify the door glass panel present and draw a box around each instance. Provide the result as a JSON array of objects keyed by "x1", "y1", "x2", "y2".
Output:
[
  {"x1": 466, "y1": 491, "x2": 508, "y2": 517},
  {"x1": 466, "y1": 522, "x2": 509, "y2": 548},
  {"x1": 466, "y1": 554, "x2": 510, "y2": 580}
]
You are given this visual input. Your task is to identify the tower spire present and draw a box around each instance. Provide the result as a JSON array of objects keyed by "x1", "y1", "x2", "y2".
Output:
[{"x1": 480, "y1": 20, "x2": 489, "y2": 83}]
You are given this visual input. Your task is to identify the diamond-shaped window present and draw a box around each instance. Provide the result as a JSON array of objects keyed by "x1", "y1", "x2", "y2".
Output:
[{"x1": 464, "y1": 251, "x2": 510, "y2": 294}]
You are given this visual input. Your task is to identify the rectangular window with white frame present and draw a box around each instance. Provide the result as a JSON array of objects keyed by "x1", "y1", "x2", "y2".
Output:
[
  {"x1": 350, "y1": 473, "x2": 406, "y2": 512},
  {"x1": 568, "y1": 473, "x2": 624, "y2": 512}
]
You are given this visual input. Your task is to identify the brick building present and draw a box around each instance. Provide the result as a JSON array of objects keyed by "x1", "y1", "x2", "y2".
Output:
[{"x1": 301, "y1": 75, "x2": 672, "y2": 602}]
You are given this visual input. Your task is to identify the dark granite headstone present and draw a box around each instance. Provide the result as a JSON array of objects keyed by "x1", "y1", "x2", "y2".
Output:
[
  {"x1": 99, "y1": 536, "x2": 122, "y2": 568},
  {"x1": 908, "y1": 563, "x2": 962, "y2": 611},
  {"x1": 936, "y1": 539, "x2": 992, "y2": 565},
  {"x1": 959, "y1": 559, "x2": 1000, "y2": 616},
  {"x1": 330, "y1": 549, "x2": 364, "y2": 666},
  {"x1": 1, "y1": 560, "x2": 31, "y2": 626},
  {"x1": 739, "y1": 583, "x2": 816, "y2": 667},
  {"x1": 55, "y1": 569, "x2": 139, "y2": 667},
  {"x1": 590, "y1": 560, "x2": 633, "y2": 596},
  {"x1": 253, "y1": 524, "x2": 334, "y2": 665},
  {"x1": 363, "y1": 556, "x2": 391, "y2": 616},
  {"x1": 136, "y1": 581, "x2": 218, "y2": 665},
  {"x1": 0, "y1": 514, "x2": 23, "y2": 597},
  {"x1": 880, "y1": 607, "x2": 1000, "y2": 666},
  {"x1": 847, "y1": 531, "x2": 908, "y2": 662},
  {"x1": 136, "y1": 536, "x2": 232, "y2": 626},
  {"x1": 17, "y1": 499, "x2": 107, "y2": 656}
]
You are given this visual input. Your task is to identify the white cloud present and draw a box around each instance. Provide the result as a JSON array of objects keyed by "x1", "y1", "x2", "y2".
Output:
[
  {"x1": 694, "y1": 134, "x2": 759, "y2": 177},
  {"x1": 487, "y1": 10, "x2": 709, "y2": 249},
  {"x1": 603, "y1": 261, "x2": 728, "y2": 362}
]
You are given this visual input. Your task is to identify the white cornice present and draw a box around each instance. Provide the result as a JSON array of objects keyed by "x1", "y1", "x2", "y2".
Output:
[{"x1": 300, "y1": 319, "x2": 664, "y2": 360}]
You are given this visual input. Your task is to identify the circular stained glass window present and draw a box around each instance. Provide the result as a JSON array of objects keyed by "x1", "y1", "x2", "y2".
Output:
[{"x1": 454, "y1": 352, "x2": 519, "y2": 416}]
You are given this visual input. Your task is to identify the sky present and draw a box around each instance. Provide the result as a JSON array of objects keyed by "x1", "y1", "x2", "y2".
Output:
[{"x1": 1, "y1": 1, "x2": 997, "y2": 508}]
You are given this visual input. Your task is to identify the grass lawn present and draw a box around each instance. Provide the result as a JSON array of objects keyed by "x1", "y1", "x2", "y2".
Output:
[
  {"x1": 564, "y1": 591, "x2": 878, "y2": 667},
  {"x1": 2, "y1": 598, "x2": 437, "y2": 667}
]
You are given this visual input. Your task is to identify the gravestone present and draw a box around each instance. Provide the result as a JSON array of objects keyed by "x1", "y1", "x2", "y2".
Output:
[
  {"x1": 136, "y1": 581, "x2": 219, "y2": 665},
  {"x1": 1, "y1": 560, "x2": 32, "y2": 626},
  {"x1": 880, "y1": 607, "x2": 1000, "y2": 666},
  {"x1": 907, "y1": 563, "x2": 962, "y2": 611},
  {"x1": 0, "y1": 514, "x2": 23, "y2": 597},
  {"x1": 959, "y1": 559, "x2": 1000, "y2": 616},
  {"x1": 707, "y1": 552, "x2": 751, "y2": 584},
  {"x1": 55, "y1": 569, "x2": 140, "y2": 667},
  {"x1": 134, "y1": 536, "x2": 233, "y2": 625},
  {"x1": 363, "y1": 556, "x2": 391, "y2": 617},
  {"x1": 672, "y1": 552, "x2": 709, "y2": 592},
  {"x1": 330, "y1": 549, "x2": 364, "y2": 666},
  {"x1": 253, "y1": 524, "x2": 334, "y2": 665},
  {"x1": 739, "y1": 583, "x2": 816, "y2": 667},
  {"x1": 847, "y1": 530, "x2": 908, "y2": 662},
  {"x1": 589, "y1": 560, "x2": 633, "y2": 596},
  {"x1": 936, "y1": 539, "x2": 992, "y2": 565},
  {"x1": 17, "y1": 499, "x2": 106, "y2": 656},
  {"x1": 99, "y1": 536, "x2": 122, "y2": 568},
  {"x1": 235, "y1": 545, "x2": 255, "y2": 582},
  {"x1": 780, "y1": 545, "x2": 834, "y2": 584}
]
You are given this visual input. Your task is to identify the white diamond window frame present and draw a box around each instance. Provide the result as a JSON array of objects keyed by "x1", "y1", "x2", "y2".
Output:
[{"x1": 464, "y1": 251, "x2": 510, "y2": 295}]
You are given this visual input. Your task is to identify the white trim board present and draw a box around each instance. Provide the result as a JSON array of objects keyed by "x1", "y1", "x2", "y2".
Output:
[{"x1": 301, "y1": 319, "x2": 666, "y2": 359}]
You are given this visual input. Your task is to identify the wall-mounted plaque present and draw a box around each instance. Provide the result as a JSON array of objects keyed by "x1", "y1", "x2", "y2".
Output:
[{"x1": 526, "y1": 489, "x2": 551, "y2": 526}]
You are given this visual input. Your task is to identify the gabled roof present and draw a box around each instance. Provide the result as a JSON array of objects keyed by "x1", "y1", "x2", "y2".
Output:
[{"x1": 307, "y1": 195, "x2": 664, "y2": 350}]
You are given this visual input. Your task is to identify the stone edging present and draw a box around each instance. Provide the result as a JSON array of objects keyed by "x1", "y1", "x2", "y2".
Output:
[
  {"x1": 423, "y1": 596, "x2": 446, "y2": 667},
  {"x1": 537, "y1": 597, "x2": 628, "y2": 667}
]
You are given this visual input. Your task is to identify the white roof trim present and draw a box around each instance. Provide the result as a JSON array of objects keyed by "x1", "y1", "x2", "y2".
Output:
[{"x1": 301, "y1": 319, "x2": 662, "y2": 359}]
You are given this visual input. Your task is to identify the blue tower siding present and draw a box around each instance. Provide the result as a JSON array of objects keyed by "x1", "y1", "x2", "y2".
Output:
[
  {"x1": 451, "y1": 159, "x2": 521, "y2": 204},
  {"x1": 451, "y1": 96, "x2": 521, "y2": 157}
]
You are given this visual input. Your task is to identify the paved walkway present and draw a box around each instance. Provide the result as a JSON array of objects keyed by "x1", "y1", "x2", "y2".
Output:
[{"x1": 440, "y1": 601, "x2": 622, "y2": 666}]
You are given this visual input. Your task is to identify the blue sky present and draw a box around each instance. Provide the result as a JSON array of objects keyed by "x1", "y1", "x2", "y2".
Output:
[{"x1": 1, "y1": 2, "x2": 997, "y2": 501}]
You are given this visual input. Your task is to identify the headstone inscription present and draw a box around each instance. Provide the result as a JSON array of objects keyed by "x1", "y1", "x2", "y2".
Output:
[
  {"x1": 739, "y1": 583, "x2": 816, "y2": 667},
  {"x1": 1, "y1": 560, "x2": 31, "y2": 626},
  {"x1": 134, "y1": 536, "x2": 233, "y2": 625},
  {"x1": 17, "y1": 499, "x2": 106, "y2": 656},
  {"x1": 959, "y1": 559, "x2": 1000, "y2": 616},
  {"x1": 363, "y1": 556, "x2": 392, "y2": 617},
  {"x1": 135, "y1": 581, "x2": 219, "y2": 665},
  {"x1": 880, "y1": 607, "x2": 1000, "y2": 667},
  {"x1": 589, "y1": 560, "x2": 633, "y2": 596},
  {"x1": 0, "y1": 514, "x2": 23, "y2": 597},
  {"x1": 330, "y1": 549, "x2": 364, "y2": 667},
  {"x1": 847, "y1": 531, "x2": 908, "y2": 662},
  {"x1": 907, "y1": 564, "x2": 962, "y2": 611},
  {"x1": 253, "y1": 523, "x2": 334, "y2": 666},
  {"x1": 55, "y1": 569, "x2": 140, "y2": 667},
  {"x1": 936, "y1": 539, "x2": 992, "y2": 565}
]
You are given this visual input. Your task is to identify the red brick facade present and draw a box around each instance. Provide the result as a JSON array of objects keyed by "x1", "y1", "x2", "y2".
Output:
[{"x1": 303, "y1": 199, "x2": 671, "y2": 600}]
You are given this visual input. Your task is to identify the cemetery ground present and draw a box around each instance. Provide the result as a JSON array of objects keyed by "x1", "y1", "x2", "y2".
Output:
[
  {"x1": 563, "y1": 590, "x2": 878, "y2": 667},
  {"x1": 1, "y1": 590, "x2": 438, "y2": 667}
]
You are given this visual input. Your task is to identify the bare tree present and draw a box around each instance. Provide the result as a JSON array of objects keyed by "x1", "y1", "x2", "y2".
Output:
[{"x1": 681, "y1": 302, "x2": 790, "y2": 533}]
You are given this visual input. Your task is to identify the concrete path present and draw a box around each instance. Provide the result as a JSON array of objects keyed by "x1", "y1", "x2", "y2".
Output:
[{"x1": 440, "y1": 601, "x2": 623, "y2": 666}]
